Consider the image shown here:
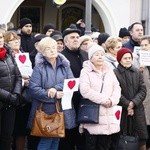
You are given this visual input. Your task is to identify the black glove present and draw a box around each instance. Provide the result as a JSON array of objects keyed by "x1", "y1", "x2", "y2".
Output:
[{"x1": 9, "y1": 94, "x2": 20, "y2": 106}]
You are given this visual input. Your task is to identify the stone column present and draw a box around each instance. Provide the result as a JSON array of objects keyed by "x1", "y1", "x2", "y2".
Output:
[{"x1": 85, "y1": 0, "x2": 92, "y2": 35}]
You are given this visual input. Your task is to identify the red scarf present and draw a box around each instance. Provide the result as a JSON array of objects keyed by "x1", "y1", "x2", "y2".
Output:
[{"x1": 0, "y1": 47, "x2": 7, "y2": 60}]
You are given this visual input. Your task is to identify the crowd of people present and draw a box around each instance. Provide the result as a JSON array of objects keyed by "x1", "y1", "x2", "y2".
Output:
[{"x1": 0, "y1": 17, "x2": 150, "y2": 150}]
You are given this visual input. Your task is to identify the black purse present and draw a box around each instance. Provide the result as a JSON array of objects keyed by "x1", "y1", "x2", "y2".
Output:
[
  {"x1": 77, "y1": 74, "x2": 105, "y2": 124},
  {"x1": 116, "y1": 116, "x2": 139, "y2": 150},
  {"x1": 77, "y1": 98, "x2": 99, "y2": 124}
]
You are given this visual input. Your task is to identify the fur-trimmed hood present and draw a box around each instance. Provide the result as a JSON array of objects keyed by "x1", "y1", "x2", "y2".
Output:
[
  {"x1": 35, "y1": 52, "x2": 70, "y2": 67},
  {"x1": 82, "y1": 60, "x2": 112, "y2": 74}
]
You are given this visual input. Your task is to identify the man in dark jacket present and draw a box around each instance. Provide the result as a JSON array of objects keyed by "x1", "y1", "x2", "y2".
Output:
[
  {"x1": 18, "y1": 18, "x2": 39, "y2": 150},
  {"x1": 59, "y1": 28, "x2": 88, "y2": 150},
  {"x1": 19, "y1": 18, "x2": 37, "y2": 67},
  {"x1": 123, "y1": 22, "x2": 144, "y2": 52}
]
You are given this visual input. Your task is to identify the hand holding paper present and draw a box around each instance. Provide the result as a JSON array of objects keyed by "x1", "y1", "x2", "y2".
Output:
[
  {"x1": 56, "y1": 91, "x2": 64, "y2": 99},
  {"x1": 15, "y1": 53, "x2": 33, "y2": 76},
  {"x1": 61, "y1": 78, "x2": 79, "y2": 110}
]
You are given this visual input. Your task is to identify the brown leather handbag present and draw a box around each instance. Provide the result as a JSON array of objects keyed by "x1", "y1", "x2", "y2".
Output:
[{"x1": 31, "y1": 101, "x2": 65, "y2": 138}]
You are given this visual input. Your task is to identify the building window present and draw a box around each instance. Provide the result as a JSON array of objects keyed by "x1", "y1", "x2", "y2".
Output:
[
  {"x1": 61, "y1": 7, "x2": 84, "y2": 31},
  {"x1": 19, "y1": 6, "x2": 41, "y2": 33}
]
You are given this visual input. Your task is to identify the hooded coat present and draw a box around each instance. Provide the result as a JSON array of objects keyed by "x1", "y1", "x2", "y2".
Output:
[
  {"x1": 79, "y1": 60, "x2": 121, "y2": 135},
  {"x1": 27, "y1": 53, "x2": 74, "y2": 128}
]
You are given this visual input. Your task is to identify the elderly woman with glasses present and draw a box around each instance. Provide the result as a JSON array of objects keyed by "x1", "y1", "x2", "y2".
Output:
[
  {"x1": 4, "y1": 30, "x2": 33, "y2": 150},
  {"x1": 28, "y1": 37, "x2": 74, "y2": 150},
  {"x1": 79, "y1": 43, "x2": 121, "y2": 150}
]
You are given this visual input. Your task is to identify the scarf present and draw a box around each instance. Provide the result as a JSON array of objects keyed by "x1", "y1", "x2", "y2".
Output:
[{"x1": 0, "y1": 47, "x2": 7, "y2": 60}]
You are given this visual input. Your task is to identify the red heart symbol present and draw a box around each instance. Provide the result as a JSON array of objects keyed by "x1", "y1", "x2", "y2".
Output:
[
  {"x1": 19, "y1": 55, "x2": 26, "y2": 64},
  {"x1": 115, "y1": 110, "x2": 120, "y2": 120},
  {"x1": 68, "y1": 80, "x2": 76, "y2": 89}
]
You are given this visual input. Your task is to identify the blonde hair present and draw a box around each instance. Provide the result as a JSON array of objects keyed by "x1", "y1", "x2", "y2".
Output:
[
  {"x1": 105, "y1": 36, "x2": 122, "y2": 52},
  {"x1": 36, "y1": 37, "x2": 57, "y2": 54},
  {"x1": 4, "y1": 31, "x2": 19, "y2": 43}
]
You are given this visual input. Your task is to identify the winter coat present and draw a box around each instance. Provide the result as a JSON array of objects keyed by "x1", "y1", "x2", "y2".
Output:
[
  {"x1": 61, "y1": 47, "x2": 88, "y2": 113},
  {"x1": 61, "y1": 47, "x2": 88, "y2": 78},
  {"x1": 27, "y1": 53, "x2": 74, "y2": 128},
  {"x1": 114, "y1": 64, "x2": 148, "y2": 140},
  {"x1": 20, "y1": 32, "x2": 37, "y2": 67},
  {"x1": 123, "y1": 38, "x2": 140, "y2": 52},
  {"x1": 79, "y1": 60, "x2": 121, "y2": 135},
  {"x1": 0, "y1": 45, "x2": 22, "y2": 108},
  {"x1": 133, "y1": 53, "x2": 150, "y2": 125},
  {"x1": 142, "y1": 67, "x2": 150, "y2": 125}
]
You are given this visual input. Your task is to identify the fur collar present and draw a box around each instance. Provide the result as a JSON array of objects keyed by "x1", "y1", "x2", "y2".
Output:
[{"x1": 35, "y1": 52, "x2": 70, "y2": 67}]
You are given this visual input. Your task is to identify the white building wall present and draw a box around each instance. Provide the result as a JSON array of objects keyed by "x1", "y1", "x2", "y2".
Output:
[
  {"x1": 104, "y1": 0, "x2": 131, "y2": 33},
  {"x1": 130, "y1": 0, "x2": 142, "y2": 23},
  {"x1": 0, "y1": 0, "x2": 145, "y2": 35},
  {"x1": 0, "y1": 0, "x2": 24, "y2": 24}
]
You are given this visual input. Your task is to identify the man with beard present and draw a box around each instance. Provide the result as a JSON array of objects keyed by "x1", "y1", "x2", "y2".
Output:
[
  {"x1": 19, "y1": 18, "x2": 37, "y2": 67},
  {"x1": 18, "y1": 18, "x2": 39, "y2": 150}
]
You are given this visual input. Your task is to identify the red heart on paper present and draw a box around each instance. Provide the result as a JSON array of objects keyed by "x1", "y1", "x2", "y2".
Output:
[
  {"x1": 68, "y1": 80, "x2": 76, "y2": 89},
  {"x1": 19, "y1": 55, "x2": 26, "y2": 64},
  {"x1": 115, "y1": 110, "x2": 121, "y2": 120}
]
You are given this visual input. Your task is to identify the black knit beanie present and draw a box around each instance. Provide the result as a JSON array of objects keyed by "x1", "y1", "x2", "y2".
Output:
[
  {"x1": 19, "y1": 18, "x2": 32, "y2": 29},
  {"x1": 43, "y1": 23, "x2": 55, "y2": 34}
]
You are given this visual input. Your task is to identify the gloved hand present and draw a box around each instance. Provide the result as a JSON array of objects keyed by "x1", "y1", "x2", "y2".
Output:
[{"x1": 9, "y1": 94, "x2": 20, "y2": 106}]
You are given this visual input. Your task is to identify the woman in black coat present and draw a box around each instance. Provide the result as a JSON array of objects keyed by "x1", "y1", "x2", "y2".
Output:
[
  {"x1": 114, "y1": 48, "x2": 148, "y2": 150},
  {"x1": 0, "y1": 31, "x2": 22, "y2": 150}
]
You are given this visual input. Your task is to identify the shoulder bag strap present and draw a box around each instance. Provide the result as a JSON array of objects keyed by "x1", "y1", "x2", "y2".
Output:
[
  {"x1": 100, "y1": 73, "x2": 106, "y2": 93},
  {"x1": 39, "y1": 101, "x2": 61, "y2": 113}
]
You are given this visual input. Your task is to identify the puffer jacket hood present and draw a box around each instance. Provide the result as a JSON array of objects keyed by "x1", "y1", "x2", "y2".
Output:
[{"x1": 82, "y1": 60, "x2": 112, "y2": 73}]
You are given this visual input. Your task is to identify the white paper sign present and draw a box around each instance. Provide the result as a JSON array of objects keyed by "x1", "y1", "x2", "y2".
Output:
[
  {"x1": 133, "y1": 46, "x2": 140, "y2": 55},
  {"x1": 63, "y1": 78, "x2": 79, "y2": 92},
  {"x1": 61, "y1": 92, "x2": 73, "y2": 110},
  {"x1": 139, "y1": 50, "x2": 150, "y2": 66},
  {"x1": 61, "y1": 78, "x2": 79, "y2": 110},
  {"x1": 112, "y1": 105, "x2": 122, "y2": 125},
  {"x1": 15, "y1": 53, "x2": 33, "y2": 76}
]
